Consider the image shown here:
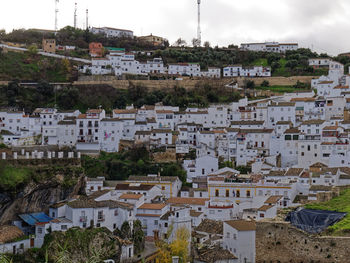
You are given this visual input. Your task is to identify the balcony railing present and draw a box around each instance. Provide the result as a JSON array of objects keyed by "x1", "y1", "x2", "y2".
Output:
[{"x1": 97, "y1": 215, "x2": 105, "y2": 222}]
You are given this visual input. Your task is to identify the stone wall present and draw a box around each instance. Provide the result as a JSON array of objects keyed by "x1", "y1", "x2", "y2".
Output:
[
  {"x1": 256, "y1": 221, "x2": 350, "y2": 263},
  {"x1": 74, "y1": 76, "x2": 316, "y2": 91}
]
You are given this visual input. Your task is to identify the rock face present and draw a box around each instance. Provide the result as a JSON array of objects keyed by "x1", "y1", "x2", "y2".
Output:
[
  {"x1": 256, "y1": 221, "x2": 350, "y2": 263},
  {"x1": 0, "y1": 165, "x2": 85, "y2": 225},
  {"x1": 44, "y1": 227, "x2": 121, "y2": 263}
]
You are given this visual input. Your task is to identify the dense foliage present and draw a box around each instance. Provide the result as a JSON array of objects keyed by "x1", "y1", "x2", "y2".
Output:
[
  {"x1": 82, "y1": 147, "x2": 187, "y2": 183},
  {"x1": 0, "y1": 81, "x2": 241, "y2": 113},
  {"x1": 0, "y1": 51, "x2": 75, "y2": 82},
  {"x1": 0, "y1": 27, "x2": 167, "y2": 51}
]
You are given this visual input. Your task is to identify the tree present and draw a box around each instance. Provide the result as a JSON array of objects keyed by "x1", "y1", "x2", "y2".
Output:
[
  {"x1": 174, "y1": 38, "x2": 187, "y2": 47},
  {"x1": 155, "y1": 227, "x2": 190, "y2": 263},
  {"x1": 120, "y1": 221, "x2": 132, "y2": 239},
  {"x1": 27, "y1": 44, "x2": 38, "y2": 56},
  {"x1": 132, "y1": 220, "x2": 145, "y2": 254},
  {"x1": 245, "y1": 80, "x2": 255, "y2": 89},
  {"x1": 285, "y1": 59, "x2": 298, "y2": 69},
  {"x1": 261, "y1": 80, "x2": 270, "y2": 87},
  {"x1": 203, "y1": 41, "x2": 211, "y2": 48}
]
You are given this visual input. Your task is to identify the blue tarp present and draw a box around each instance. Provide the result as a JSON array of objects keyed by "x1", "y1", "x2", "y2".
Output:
[
  {"x1": 18, "y1": 212, "x2": 53, "y2": 226},
  {"x1": 286, "y1": 208, "x2": 347, "y2": 234}
]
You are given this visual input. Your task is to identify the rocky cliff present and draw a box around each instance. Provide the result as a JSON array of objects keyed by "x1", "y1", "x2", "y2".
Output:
[{"x1": 0, "y1": 160, "x2": 85, "y2": 224}]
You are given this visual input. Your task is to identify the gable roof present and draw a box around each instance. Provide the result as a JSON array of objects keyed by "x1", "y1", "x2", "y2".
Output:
[
  {"x1": 224, "y1": 220, "x2": 256, "y2": 231},
  {"x1": 167, "y1": 197, "x2": 209, "y2": 206},
  {"x1": 138, "y1": 203, "x2": 166, "y2": 210},
  {"x1": 195, "y1": 219, "x2": 223, "y2": 234}
]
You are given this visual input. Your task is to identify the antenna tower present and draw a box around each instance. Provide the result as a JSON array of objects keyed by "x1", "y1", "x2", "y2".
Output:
[
  {"x1": 55, "y1": 0, "x2": 59, "y2": 32},
  {"x1": 74, "y1": 3, "x2": 78, "y2": 28},
  {"x1": 197, "y1": 0, "x2": 201, "y2": 46},
  {"x1": 86, "y1": 9, "x2": 89, "y2": 29}
]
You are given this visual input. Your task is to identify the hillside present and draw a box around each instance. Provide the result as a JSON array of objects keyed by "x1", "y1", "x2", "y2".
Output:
[
  {"x1": 0, "y1": 50, "x2": 77, "y2": 82},
  {"x1": 0, "y1": 159, "x2": 85, "y2": 225}
]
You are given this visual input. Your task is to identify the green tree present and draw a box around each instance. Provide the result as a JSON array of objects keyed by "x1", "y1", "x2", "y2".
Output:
[
  {"x1": 132, "y1": 220, "x2": 145, "y2": 254},
  {"x1": 27, "y1": 44, "x2": 38, "y2": 56},
  {"x1": 120, "y1": 221, "x2": 132, "y2": 239}
]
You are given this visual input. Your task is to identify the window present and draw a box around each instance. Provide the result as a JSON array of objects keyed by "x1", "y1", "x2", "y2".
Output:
[
  {"x1": 233, "y1": 233, "x2": 237, "y2": 240},
  {"x1": 226, "y1": 232, "x2": 230, "y2": 238},
  {"x1": 61, "y1": 225, "x2": 67, "y2": 230},
  {"x1": 154, "y1": 220, "x2": 158, "y2": 225},
  {"x1": 246, "y1": 190, "x2": 251, "y2": 197},
  {"x1": 226, "y1": 189, "x2": 230, "y2": 197},
  {"x1": 236, "y1": 190, "x2": 240, "y2": 197},
  {"x1": 215, "y1": 189, "x2": 219, "y2": 197},
  {"x1": 260, "y1": 213, "x2": 265, "y2": 218},
  {"x1": 37, "y1": 227, "x2": 43, "y2": 234}
]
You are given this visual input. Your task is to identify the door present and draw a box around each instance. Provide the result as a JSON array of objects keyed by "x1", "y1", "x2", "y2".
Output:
[{"x1": 30, "y1": 238, "x2": 34, "y2": 248}]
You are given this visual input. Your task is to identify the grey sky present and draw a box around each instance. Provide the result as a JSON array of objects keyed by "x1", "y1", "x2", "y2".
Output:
[{"x1": 1, "y1": 0, "x2": 349, "y2": 55}]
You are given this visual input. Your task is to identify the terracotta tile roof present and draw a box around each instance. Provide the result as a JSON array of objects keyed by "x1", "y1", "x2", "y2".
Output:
[
  {"x1": 285, "y1": 168, "x2": 304, "y2": 177},
  {"x1": 195, "y1": 246, "x2": 237, "y2": 263},
  {"x1": 190, "y1": 210, "x2": 203, "y2": 217},
  {"x1": 115, "y1": 183, "x2": 155, "y2": 191},
  {"x1": 323, "y1": 126, "x2": 338, "y2": 130},
  {"x1": 231, "y1": 120, "x2": 264, "y2": 126},
  {"x1": 156, "y1": 110, "x2": 174, "y2": 114},
  {"x1": 291, "y1": 97, "x2": 316, "y2": 102},
  {"x1": 284, "y1": 128, "x2": 300, "y2": 134},
  {"x1": 264, "y1": 195, "x2": 283, "y2": 204},
  {"x1": 167, "y1": 197, "x2": 209, "y2": 206},
  {"x1": 68, "y1": 198, "x2": 134, "y2": 210},
  {"x1": 301, "y1": 119, "x2": 325, "y2": 125},
  {"x1": 195, "y1": 219, "x2": 223, "y2": 234},
  {"x1": 88, "y1": 190, "x2": 110, "y2": 199},
  {"x1": 224, "y1": 220, "x2": 256, "y2": 231},
  {"x1": 136, "y1": 213, "x2": 161, "y2": 217},
  {"x1": 269, "y1": 102, "x2": 295, "y2": 107},
  {"x1": 138, "y1": 203, "x2": 166, "y2": 210},
  {"x1": 128, "y1": 176, "x2": 179, "y2": 182},
  {"x1": 113, "y1": 109, "x2": 137, "y2": 114},
  {"x1": 239, "y1": 129, "x2": 274, "y2": 134},
  {"x1": 119, "y1": 193, "x2": 143, "y2": 200},
  {"x1": 87, "y1": 109, "x2": 103, "y2": 114},
  {"x1": 258, "y1": 205, "x2": 274, "y2": 211}
]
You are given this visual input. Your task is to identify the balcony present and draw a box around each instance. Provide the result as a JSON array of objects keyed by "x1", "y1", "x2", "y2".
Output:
[{"x1": 97, "y1": 215, "x2": 105, "y2": 222}]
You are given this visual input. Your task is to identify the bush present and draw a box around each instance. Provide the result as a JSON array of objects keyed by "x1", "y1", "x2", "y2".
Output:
[{"x1": 261, "y1": 80, "x2": 270, "y2": 87}]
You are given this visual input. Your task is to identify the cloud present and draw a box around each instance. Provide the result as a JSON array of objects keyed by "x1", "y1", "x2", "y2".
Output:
[{"x1": 0, "y1": 0, "x2": 350, "y2": 55}]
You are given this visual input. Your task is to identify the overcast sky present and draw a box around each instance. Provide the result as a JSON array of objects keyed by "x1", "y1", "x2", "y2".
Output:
[{"x1": 1, "y1": 0, "x2": 350, "y2": 55}]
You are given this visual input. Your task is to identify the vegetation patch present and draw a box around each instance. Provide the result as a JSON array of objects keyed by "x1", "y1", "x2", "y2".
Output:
[{"x1": 305, "y1": 188, "x2": 350, "y2": 236}]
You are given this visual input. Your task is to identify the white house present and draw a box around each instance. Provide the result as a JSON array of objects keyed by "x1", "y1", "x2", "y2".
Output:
[{"x1": 223, "y1": 220, "x2": 256, "y2": 263}]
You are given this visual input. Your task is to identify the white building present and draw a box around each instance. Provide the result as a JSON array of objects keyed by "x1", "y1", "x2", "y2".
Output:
[
  {"x1": 223, "y1": 220, "x2": 256, "y2": 263},
  {"x1": 168, "y1": 63, "x2": 201, "y2": 77},
  {"x1": 240, "y1": 42, "x2": 298, "y2": 53},
  {"x1": 90, "y1": 27, "x2": 133, "y2": 38}
]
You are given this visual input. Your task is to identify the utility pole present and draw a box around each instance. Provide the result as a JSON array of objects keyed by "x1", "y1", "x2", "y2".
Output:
[
  {"x1": 86, "y1": 9, "x2": 89, "y2": 29},
  {"x1": 197, "y1": 0, "x2": 201, "y2": 46},
  {"x1": 74, "y1": 2, "x2": 77, "y2": 29},
  {"x1": 55, "y1": 0, "x2": 59, "y2": 32}
]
